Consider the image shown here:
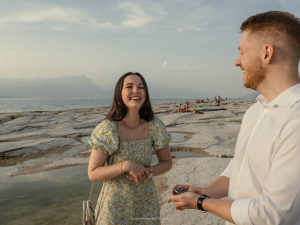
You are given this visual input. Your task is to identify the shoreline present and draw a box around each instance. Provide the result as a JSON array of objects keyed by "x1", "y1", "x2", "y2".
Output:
[
  {"x1": 0, "y1": 100, "x2": 255, "y2": 178},
  {"x1": 0, "y1": 99, "x2": 256, "y2": 224}
]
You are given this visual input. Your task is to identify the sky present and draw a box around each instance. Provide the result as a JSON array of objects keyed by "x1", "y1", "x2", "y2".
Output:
[{"x1": 0, "y1": 0, "x2": 299, "y2": 98}]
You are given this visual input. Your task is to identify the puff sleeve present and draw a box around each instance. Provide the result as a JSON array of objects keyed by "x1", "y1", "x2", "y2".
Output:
[
  {"x1": 150, "y1": 116, "x2": 172, "y2": 151},
  {"x1": 88, "y1": 119, "x2": 119, "y2": 155}
]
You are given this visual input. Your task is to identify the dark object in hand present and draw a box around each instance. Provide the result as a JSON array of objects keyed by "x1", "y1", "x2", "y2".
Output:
[{"x1": 173, "y1": 186, "x2": 188, "y2": 195}]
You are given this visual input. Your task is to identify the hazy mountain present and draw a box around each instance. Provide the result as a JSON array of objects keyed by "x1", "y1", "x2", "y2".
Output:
[
  {"x1": 240, "y1": 92, "x2": 260, "y2": 100},
  {"x1": 0, "y1": 75, "x2": 110, "y2": 98},
  {"x1": 0, "y1": 76, "x2": 208, "y2": 99}
]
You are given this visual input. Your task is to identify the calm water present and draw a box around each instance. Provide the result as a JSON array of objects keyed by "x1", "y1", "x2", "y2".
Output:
[
  {"x1": 0, "y1": 133, "x2": 209, "y2": 224},
  {"x1": 0, "y1": 98, "x2": 191, "y2": 114}
]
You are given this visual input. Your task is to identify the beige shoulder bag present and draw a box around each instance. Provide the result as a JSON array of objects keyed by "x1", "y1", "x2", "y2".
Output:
[{"x1": 82, "y1": 153, "x2": 115, "y2": 225}]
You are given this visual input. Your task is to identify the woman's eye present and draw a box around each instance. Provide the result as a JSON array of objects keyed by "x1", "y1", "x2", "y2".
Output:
[
  {"x1": 126, "y1": 86, "x2": 132, "y2": 88},
  {"x1": 139, "y1": 86, "x2": 145, "y2": 89}
]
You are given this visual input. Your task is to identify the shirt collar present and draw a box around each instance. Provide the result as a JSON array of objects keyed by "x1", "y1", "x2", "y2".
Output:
[{"x1": 256, "y1": 83, "x2": 300, "y2": 108}]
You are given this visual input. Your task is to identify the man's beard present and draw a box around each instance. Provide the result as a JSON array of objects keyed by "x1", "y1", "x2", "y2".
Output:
[{"x1": 243, "y1": 60, "x2": 266, "y2": 90}]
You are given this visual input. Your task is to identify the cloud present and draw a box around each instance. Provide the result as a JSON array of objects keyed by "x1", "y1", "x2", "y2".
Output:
[
  {"x1": 119, "y1": 2, "x2": 159, "y2": 29},
  {"x1": 9, "y1": 51, "x2": 16, "y2": 56},
  {"x1": 177, "y1": 25, "x2": 202, "y2": 33},
  {"x1": 0, "y1": 7, "x2": 84, "y2": 24},
  {"x1": 51, "y1": 26, "x2": 68, "y2": 31},
  {"x1": 0, "y1": 2, "x2": 229, "y2": 34},
  {"x1": 0, "y1": 7, "x2": 117, "y2": 32},
  {"x1": 181, "y1": 64, "x2": 193, "y2": 71},
  {"x1": 160, "y1": 61, "x2": 168, "y2": 69},
  {"x1": 277, "y1": 0, "x2": 288, "y2": 10},
  {"x1": 167, "y1": 2, "x2": 228, "y2": 33},
  {"x1": 172, "y1": 64, "x2": 194, "y2": 71},
  {"x1": 0, "y1": 2, "x2": 164, "y2": 32}
]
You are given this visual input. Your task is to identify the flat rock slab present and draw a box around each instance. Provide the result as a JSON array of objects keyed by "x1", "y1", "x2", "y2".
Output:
[
  {"x1": 159, "y1": 157, "x2": 231, "y2": 225},
  {"x1": 0, "y1": 138, "x2": 80, "y2": 156},
  {"x1": 0, "y1": 100, "x2": 254, "y2": 177},
  {"x1": 43, "y1": 157, "x2": 89, "y2": 170}
]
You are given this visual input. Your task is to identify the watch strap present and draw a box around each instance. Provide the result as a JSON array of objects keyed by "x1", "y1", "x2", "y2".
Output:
[{"x1": 197, "y1": 195, "x2": 210, "y2": 212}]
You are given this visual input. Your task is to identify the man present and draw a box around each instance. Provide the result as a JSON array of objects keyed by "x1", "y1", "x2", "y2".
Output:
[{"x1": 167, "y1": 11, "x2": 300, "y2": 224}]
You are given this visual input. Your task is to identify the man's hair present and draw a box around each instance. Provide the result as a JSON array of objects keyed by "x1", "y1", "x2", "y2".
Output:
[{"x1": 241, "y1": 11, "x2": 300, "y2": 64}]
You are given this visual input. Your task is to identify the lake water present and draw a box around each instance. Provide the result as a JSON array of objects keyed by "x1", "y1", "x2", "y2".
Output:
[
  {"x1": 0, "y1": 132, "x2": 210, "y2": 224},
  {"x1": 0, "y1": 98, "x2": 191, "y2": 114}
]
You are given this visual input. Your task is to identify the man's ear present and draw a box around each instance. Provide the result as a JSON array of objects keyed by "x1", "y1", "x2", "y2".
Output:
[{"x1": 263, "y1": 45, "x2": 274, "y2": 64}]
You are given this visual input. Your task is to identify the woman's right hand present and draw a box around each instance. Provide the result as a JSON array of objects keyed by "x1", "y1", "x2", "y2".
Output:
[{"x1": 122, "y1": 161, "x2": 147, "y2": 183}]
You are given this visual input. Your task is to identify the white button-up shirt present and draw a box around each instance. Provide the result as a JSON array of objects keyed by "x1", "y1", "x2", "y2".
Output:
[{"x1": 221, "y1": 83, "x2": 300, "y2": 225}]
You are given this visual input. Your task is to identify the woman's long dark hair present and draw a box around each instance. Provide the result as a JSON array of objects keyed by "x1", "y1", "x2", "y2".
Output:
[{"x1": 106, "y1": 72, "x2": 154, "y2": 122}]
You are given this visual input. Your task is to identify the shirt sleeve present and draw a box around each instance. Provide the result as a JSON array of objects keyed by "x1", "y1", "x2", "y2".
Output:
[
  {"x1": 220, "y1": 157, "x2": 234, "y2": 178},
  {"x1": 231, "y1": 118, "x2": 300, "y2": 225},
  {"x1": 150, "y1": 116, "x2": 172, "y2": 151},
  {"x1": 88, "y1": 120, "x2": 119, "y2": 155}
]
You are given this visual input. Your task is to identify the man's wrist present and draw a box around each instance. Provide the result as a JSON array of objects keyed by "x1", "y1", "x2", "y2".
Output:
[
  {"x1": 201, "y1": 187, "x2": 210, "y2": 196},
  {"x1": 197, "y1": 195, "x2": 210, "y2": 212}
]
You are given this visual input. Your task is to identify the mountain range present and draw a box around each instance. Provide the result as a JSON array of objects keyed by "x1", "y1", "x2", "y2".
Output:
[
  {"x1": 0, "y1": 76, "x2": 208, "y2": 99},
  {"x1": 240, "y1": 92, "x2": 260, "y2": 100}
]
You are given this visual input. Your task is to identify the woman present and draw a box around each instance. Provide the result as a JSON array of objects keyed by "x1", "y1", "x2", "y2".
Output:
[{"x1": 88, "y1": 72, "x2": 172, "y2": 225}]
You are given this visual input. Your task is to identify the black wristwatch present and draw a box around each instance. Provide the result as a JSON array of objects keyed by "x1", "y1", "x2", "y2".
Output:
[{"x1": 197, "y1": 195, "x2": 210, "y2": 212}]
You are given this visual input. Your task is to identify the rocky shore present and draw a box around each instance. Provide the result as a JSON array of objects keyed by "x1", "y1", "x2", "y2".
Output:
[{"x1": 0, "y1": 99, "x2": 255, "y2": 224}]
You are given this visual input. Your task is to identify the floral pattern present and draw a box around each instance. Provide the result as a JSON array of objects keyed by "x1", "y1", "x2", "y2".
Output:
[{"x1": 88, "y1": 116, "x2": 172, "y2": 225}]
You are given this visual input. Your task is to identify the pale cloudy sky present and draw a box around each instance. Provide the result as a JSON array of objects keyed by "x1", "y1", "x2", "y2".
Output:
[{"x1": 0, "y1": 0, "x2": 299, "y2": 98}]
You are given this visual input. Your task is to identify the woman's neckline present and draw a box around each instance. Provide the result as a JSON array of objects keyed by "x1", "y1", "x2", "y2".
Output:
[{"x1": 114, "y1": 119, "x2": 151, "y2": 143}]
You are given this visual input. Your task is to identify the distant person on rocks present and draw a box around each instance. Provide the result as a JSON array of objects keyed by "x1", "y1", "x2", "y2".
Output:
[
  {"x1": 167, "y1": 11, "x2": 300, "y2": 225},
  {"x1": 217, "y1": 96, "x2": 221, "y2": 106},
  {"x1": 213, "y1": 97, "x2": 217, "y2": 105},
  {"x1": 88, "y1": 72, "x2": 172, "y2": 224}
]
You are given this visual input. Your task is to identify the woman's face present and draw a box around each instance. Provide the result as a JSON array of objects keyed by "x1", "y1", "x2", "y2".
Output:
[{"x1": 121, "y1": 75, "x2": 146, "y2": 110}]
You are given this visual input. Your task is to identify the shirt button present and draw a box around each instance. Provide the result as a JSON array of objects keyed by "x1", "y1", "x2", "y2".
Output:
[{"x1": 264, "y1": 109, "x2": 268, "y2": 113}]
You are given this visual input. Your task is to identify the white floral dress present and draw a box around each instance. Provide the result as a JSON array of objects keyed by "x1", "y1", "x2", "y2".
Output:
[{"x1": 88, "y1": 116, "x2": 172, "y2": 225}]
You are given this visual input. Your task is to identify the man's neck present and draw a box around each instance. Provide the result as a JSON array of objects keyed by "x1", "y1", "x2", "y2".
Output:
[{"x1": 257, "y1": 70, "x2": 300, "y2": 103}]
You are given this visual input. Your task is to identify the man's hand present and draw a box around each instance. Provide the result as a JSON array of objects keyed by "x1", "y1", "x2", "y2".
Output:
[
  {"x1": 167, "y1": 191, "x2": 200, "y2": 210},
  {"x1": 171, "y1": 184, "x2": 209, "y2": 196}
]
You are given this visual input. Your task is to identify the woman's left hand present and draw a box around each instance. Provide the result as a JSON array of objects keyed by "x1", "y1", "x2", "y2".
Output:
[{"x1": 125, "y1": 168, "x2": 149, "y2": 182}]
